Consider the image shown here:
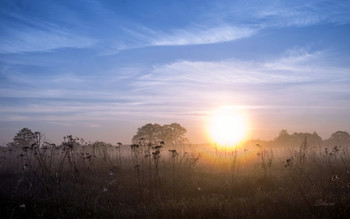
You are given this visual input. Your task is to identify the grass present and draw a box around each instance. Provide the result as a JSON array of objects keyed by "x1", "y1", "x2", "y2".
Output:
[{"x1": 0, "y1": 138, "x2": 350, "y2": 218}]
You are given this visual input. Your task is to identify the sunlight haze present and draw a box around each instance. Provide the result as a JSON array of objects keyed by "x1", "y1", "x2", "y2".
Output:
[{"x1": 207, "y1": 106, "x2": 249, "y2": 146}]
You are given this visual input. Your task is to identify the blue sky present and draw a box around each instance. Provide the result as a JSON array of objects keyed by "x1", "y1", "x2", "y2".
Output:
[{"x1": 1, "y1": 0, "x2": 350, "y2": 144}]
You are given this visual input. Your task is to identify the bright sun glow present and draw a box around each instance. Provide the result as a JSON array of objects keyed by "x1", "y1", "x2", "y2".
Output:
[{"x1": 208, "y1": 107, "x2": 248, "y2": 147}]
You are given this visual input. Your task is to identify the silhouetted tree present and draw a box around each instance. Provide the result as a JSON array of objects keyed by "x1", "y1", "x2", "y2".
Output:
[
  {"x1": 132, "y1": 123, "x2": 162, "y2": 145},
  {"x1": 273, "y1": 130, "x2": 291, "y2": 146},
  {"x1": 324, "y1": 131, "x2": 350, "y2": 146},
  {"x1": 162, "y1": 123, "x2": 187, "y2": 146},
  {"x1": 131, "y1": 123, "x2": 188, "y2": 146},
  {"x1": 273, "y1": 129, "x2": 322, "y2": 147},
  {"x1": 7, "y1": 128, "x2": 41, "y2": 149}
]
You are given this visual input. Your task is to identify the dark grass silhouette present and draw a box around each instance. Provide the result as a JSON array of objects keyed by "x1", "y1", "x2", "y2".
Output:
[{"x1": 1, "y1": 131, "x2": 350, "y2": 218}]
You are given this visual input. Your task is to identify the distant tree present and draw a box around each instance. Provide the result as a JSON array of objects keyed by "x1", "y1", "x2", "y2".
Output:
[
  {"x1": 161, "y1": 123, "x2": 187, "y2": 146},
  {"x1": 131, "y1": 123, "x2": 188, "y2": 146},
  {"x1": 7, "y1": 128, "x2": 41, "y2": 149},
  {"x1": 273, "y1": 129, "x2": 322, "y2": 147},
  {"x1": 325, "y1": 131, "x2": 350, "y2": 146},
  {"x1": 279, "y1": 129, "x2": 289, "y2": 137},
  {"x1": 274, "y1": 129, "x2": 290, "y2": 144},
  {"x1": 132, "y1": 123, "x2": 162, "y2": 145}
]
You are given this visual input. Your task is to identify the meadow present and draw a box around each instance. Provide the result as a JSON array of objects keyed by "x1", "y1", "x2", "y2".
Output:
[{"x1": 0, "y1": 136, "x2": 349, "y2": 218}]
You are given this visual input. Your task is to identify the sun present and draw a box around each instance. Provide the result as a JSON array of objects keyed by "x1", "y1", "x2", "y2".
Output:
[{"x1": 208, "y1": 107, "x2": 248, "y2": 147}]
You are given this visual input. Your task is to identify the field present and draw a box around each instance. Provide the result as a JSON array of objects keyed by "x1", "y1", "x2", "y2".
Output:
[{"x1": 1, "y1": 138, "x2": 350, "y2": 218}]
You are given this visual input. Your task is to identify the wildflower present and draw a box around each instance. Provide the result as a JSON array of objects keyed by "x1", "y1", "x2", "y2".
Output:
[
  {"x1": 284, "y1": 158, "x2": 293, "y2": 167},
  {"x1": 169, "y1": 149, "x2": 178, "y2": 158},
  {"x1": 103, "y1": 187, "x2": 108, "y2": 192},
  {"x1": 42, "y1": 146, "x2": 49, "y2": 150},
  {"x1": 153, "y1": 145, "x2": 163, "y2": 150},
  {"x1": 332, "y1": 145, "x2": 340, "y2": 153}
]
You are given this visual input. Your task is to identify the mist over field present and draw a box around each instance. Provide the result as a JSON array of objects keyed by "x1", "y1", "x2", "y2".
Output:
[
  {"x1": 1, "y1": 0, "x2": 350, "y2": 218},
  {"x1": 1, "y1": 127, "x2": 350, "y2": 218}
]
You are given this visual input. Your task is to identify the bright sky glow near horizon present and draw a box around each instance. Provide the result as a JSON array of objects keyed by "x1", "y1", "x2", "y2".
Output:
[{"x1": 0, "y1": 0, "x2": 350, "y2": 145}]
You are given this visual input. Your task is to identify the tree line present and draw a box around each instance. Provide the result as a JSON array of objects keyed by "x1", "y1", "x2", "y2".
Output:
[
  {"x1": 5, "y1": 123, "x2": 189, "y2": 149},
  {"x1": 3, "y1": 125, "x2": 350, "y2": 149},
  {"x1": 272, "y1": 129, "x2": 350, "y2": 147}
]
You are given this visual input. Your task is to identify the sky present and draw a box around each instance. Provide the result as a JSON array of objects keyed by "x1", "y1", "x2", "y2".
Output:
[{"x1": 0, "y1": 0, "x2": 350, "y2": 145}]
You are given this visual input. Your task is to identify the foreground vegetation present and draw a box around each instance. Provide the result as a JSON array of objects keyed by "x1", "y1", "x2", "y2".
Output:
[{"x1": 1, "y1": 129, "x2": 350, "y2": 218}]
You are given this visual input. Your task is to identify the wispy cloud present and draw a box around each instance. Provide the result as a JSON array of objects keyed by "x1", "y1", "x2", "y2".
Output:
[
  {"x1": 0, "y1": 1, "x2": 98, "y2": 54},
  {"x1": 114, "y1": 1, "x2": 350, "y2": 50},
  {"x1": 142, "y1": 50, "x2": 336, "y2": 86},
  {"x1": 0, "y1": 26, "x2": 96, "y2": 54},
  {"x1": 2, "y1": 0, "x2": 348, "y2": 54},
  {"x1": 223, "y1": 0, "x2": 350, "y2": 27},
  {"x1": 99, "y1": 24, "x2": 259, "y2": 54},
  {"x1": 2, "y1": 48, "x2": 348, "y2": 123},
  {"x1": 148, "y1": 25, "x2": 257, "y2": 46},
  {"x1": 132, "y1": 49, "x2": 350, "y2": 108}
]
